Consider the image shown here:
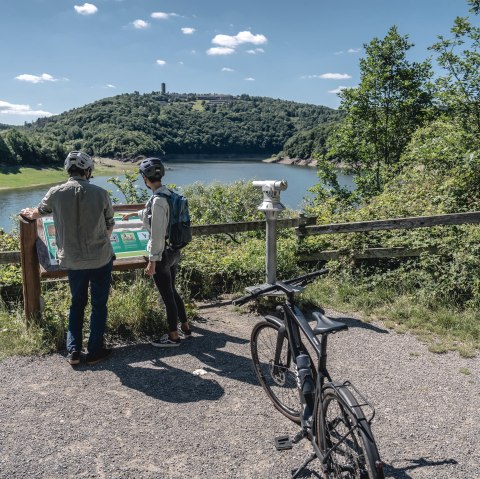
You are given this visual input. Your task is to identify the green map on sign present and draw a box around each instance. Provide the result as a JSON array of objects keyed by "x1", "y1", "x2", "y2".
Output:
[
  {"x1": 41, "y1": 214, "x2": 150, "y2": 265},
  {"x1": 110, "y1": 215, "x2": 149, "y2": 258}
]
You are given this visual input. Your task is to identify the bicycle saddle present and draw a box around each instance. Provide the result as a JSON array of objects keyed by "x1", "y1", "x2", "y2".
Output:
[{"x1": 312, "y1": 312, "x2": 348, "y2": 335}]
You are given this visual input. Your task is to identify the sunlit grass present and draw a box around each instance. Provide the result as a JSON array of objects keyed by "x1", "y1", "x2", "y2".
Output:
[
  {"x1": 0, "y1": 160, "x2": 137, "y2": 191},
  {"x1": 0, "y1": 166, "x2": 65, "y2": 190},
  {"x1": 302, "y1": 276, "x2": 479, "y2": 357}
]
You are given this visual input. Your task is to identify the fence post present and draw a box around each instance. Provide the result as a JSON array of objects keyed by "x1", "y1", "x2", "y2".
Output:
[{"x1": 19, "y1": 216, "x2": 41, "y2": 323}]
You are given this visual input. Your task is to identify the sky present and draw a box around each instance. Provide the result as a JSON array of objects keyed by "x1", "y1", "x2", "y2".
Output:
[{"x1": 0, "y1": 0, "x2": 473, "y2": 125}]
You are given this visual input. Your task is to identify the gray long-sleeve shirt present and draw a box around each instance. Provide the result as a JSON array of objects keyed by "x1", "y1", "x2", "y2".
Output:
[
  {"x1": 37, "y1": 176, "x2": 115, "y2": 270},
  {"x1": 137, "y1": 185, "x2": 170, "y2": 261}
]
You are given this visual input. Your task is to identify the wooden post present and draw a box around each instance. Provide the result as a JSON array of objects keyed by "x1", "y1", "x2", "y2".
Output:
[{"x1": 19, "y1": 216, "x2": 41, "y2": 323}]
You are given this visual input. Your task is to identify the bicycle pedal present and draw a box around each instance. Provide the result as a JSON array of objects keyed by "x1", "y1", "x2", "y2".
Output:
[{"x1": 274, "y1": 435, "x2": 293, "y2": 450}]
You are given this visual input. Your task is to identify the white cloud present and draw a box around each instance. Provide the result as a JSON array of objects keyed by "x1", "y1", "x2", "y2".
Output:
[
  {"x1": 0, "y1": 100, "x2": 53, "y2": 117},
  {"x1": 302, "y1": 73, "x2": 352, "y2": 80},
  {"x1": 212, "y1": 31, "x2": 267, "y2": 48},
  {"x1": 181, "y1": 27, "x2": 195, "y2": 35},
  {"x1": 207, "y1": 47, "x2": 235, "y2": 56},
  {"x1": 156, "y1": 59, "x2": 166, "y2": 66},
  {"x1": 151, "y1": 12, "x2": 178, "y2": 20},
  {"x1": 335, "y1": 48, "x2": 361, "y2": 56},
  {"x1": 15, "y1": 73, "x2": 59, "y2": 84},
  {"x1": 246, "y1": 48, "x2": 264, "y2": 54},
  {"x1": 105, "y1": 84, "x2": 116, "y2": 89},
  {"x1": 328, "y1": 86, "x2": 348, "y2": 94},
  {"x1": 245, "y1": 77, "x2": 255, "y2": 81},
  {"x1": 222, "y1": 67, "x2": 234, "y2": 72},
  {"x1": 133, "y1": 19, "x2": 149, "y2": 29},
  {"x1": 74, "y1": 3, "x2": 98, "y2": 15},
  {"x1": 320, "y1": 73, "x2": 351, "y2": 79}
]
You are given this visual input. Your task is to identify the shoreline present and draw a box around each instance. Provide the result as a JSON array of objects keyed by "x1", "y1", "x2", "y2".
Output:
[
  {"x1": 263, "y1": 157, "x2": 318, "y2": 167},
  {"x1": 0, "y1": 155, "x2": 318, "y2": 193}
]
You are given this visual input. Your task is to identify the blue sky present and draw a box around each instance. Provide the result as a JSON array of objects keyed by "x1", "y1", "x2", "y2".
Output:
[{"x1": 0, "y1": 0, "x2": 473, "y2": 125}]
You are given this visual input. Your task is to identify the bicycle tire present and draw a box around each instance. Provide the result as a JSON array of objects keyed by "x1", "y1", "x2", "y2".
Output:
[
  {"x1": 251, "y1": 319, "x2": 312, "y2": 423},
  {"x1": 316, "y1": 386, "x2": 384, "y2": 479}
]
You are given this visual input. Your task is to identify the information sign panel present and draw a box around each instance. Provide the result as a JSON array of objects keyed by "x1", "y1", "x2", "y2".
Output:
[{"x1": 37, "y1": 212, "x2": 149, "y2": 268}]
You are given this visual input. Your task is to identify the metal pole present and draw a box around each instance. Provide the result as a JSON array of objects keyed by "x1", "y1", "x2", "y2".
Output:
[{"x1": 266, "y1": 215, "x2": 277, "y2": 284}]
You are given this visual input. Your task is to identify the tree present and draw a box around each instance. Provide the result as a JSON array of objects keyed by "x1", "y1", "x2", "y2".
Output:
[
  {"x1": 469, "y1": 0, "x2": 480, "y2": 14},
  {"x1": 429, "y1": 1, "x2": 480, "y2": 138},
  {"x1": 0, "y1": 135, "x2": 14, "y2": 164},
  {"x1": 328, "y1": 26, "x2": 433, "y2": 198}
]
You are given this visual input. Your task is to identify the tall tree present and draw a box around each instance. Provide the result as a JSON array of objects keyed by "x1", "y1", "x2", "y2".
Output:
[
  {"x1": 328, "y1": 26, "x2": 433, "y2": 198},
  {"x1": 0, "y1": 135, "x2": 14, "y2": 164},
  {"x1": 430, "y1": 1, "x2": 480, "y2": 138}
]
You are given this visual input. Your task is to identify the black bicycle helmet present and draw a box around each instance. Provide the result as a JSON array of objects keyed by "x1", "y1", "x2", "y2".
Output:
[{"x1": 139, "y1": 157, "x2": 165, "y2": 180}]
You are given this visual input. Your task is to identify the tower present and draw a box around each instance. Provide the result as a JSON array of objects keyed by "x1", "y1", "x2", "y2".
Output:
[{"x1": 161, "y1": 83, "x2": 166, "y2": 94}]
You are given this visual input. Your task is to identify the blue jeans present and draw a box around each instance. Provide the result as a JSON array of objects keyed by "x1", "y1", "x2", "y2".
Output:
[{"x1": 67, "y1": 259, "x2": 113, "y2": 354}]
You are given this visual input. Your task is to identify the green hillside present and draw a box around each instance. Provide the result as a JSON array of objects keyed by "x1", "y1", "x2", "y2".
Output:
[{"x1": 0, "y1": 92, "x2": 342, "y2": 165}]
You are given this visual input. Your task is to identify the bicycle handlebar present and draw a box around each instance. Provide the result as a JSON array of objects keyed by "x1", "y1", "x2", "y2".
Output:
[{"x1": 232, "y1": 269, "x2": 329, "y2": 306}]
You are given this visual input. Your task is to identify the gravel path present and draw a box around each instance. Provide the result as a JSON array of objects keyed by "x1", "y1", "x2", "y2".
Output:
[{"x1": 0, "y1": 304, "x2": 478, "y2": 479}]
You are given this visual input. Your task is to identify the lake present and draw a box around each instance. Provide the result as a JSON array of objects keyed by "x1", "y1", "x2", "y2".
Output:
[{"x1": 0, "y1": 158, "x2": 354, "y2": 233}]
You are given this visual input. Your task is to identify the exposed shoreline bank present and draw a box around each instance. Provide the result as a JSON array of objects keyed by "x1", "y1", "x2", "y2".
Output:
[
  {"x1": 263, "y1": 157, "x2": 318, "y2": 167},
  {"x1": 0, "y1": 155, "x2": 317, "y2": 193}
]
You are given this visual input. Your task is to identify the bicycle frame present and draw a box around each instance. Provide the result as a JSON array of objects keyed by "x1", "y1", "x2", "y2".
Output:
[
  {"x1": 234, "y1": 270, "x2": 383, "y2": 478},
  {"x1": 271, "y1": 289, "x2": 376, "y2": 477},
  {"x1": 271, "y1": 290, "x2": 333, "y2": 462}
]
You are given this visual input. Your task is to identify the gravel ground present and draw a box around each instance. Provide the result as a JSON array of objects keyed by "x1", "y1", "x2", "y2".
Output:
[{"x1": 0, "y1": 304, "x2": 478, "y2": 479}]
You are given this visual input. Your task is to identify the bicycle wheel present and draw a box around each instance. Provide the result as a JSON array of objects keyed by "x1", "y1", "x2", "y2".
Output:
[
  {"x1": 316, "y1": 387, "x2": 384, "y2": 479},
  {"x1": 250, "y1": 319, "x2": 303, "y2": 423}
]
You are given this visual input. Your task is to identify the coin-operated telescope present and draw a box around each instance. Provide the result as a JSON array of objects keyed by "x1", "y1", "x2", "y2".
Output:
[{"x1": 252, "y1": 180, "x2": 288, "y2": 284}]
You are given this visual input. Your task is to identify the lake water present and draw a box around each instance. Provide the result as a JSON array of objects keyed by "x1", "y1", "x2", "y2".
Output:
[{"x1": 0, "y1": 158, "x2": 354, "y2": 233}]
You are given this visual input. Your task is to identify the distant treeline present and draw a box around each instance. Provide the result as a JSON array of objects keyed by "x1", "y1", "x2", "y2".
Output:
[{"x1": 0, "y1": 94, "x2": 343, "y2": 165}]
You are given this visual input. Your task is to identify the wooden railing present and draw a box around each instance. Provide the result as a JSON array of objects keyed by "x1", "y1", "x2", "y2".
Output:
[
  {"x1": 297, "y1": 211, "x2": 480, "y2": 236},
  {"x1": 2, "y1": 210, "x2": 480, "y2": 322}
]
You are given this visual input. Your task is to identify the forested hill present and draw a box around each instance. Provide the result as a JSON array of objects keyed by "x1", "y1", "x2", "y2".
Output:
[{"x1": 0, "y1": 92, "x2": 342, "y2": 164}]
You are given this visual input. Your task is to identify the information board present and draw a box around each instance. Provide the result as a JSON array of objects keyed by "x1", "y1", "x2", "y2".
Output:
[{"x1": 38, "y1": 213, "x2": 149, "y2": 267}]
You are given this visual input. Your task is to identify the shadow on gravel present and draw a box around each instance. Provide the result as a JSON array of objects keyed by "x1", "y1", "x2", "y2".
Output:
[
  {"x1": 95, "y1": 343, "x2": 225, "y2": 403},
  {"x1": 384, "y1": 457, "x2": 458, "y2": 478},
  {"x1": 183, "y1": 323, "x2": 260, "y2": 385},
  {"x1": 74, "y1": 321, "x2": 260, "y2": 403},
  {"x1": 333, "y1": 317, "x2": 390, "y2": 334}
]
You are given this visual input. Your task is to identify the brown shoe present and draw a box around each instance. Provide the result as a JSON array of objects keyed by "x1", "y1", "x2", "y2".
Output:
[{"x1": 66, "y1": 351, "x2": 80, "y2": 366}]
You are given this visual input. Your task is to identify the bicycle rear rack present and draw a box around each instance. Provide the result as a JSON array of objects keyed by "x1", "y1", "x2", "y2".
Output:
[{"x1": 330, "y1": 380, "x2": 376, "y2": 424}]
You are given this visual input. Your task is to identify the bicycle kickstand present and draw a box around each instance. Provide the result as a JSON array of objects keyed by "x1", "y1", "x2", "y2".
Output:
[{"x1": 291, "y1": 452, "x2": 317, "y2": 479}]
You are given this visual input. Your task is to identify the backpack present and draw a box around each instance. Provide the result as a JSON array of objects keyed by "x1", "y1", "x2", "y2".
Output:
[{"x1": 151, "y1": 190, "x2": 192, "y2": 249}]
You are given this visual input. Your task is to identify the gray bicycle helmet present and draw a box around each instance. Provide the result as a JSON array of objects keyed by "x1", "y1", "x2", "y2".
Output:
[
  {"x1": 139, "y1": 157, "x2": 165, "y2": 180},
  {"x1": 64, "y1": 151, "x2": 95, "y2": 172}
]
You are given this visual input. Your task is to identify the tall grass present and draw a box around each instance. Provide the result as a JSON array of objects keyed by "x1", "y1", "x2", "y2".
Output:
[{"x1": 302, "y1": 276, "x2": 479, "y2": 357}]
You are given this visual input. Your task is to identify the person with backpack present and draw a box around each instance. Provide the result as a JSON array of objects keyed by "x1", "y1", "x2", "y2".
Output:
[{"x1": 123, "y1": 157, "x2": 191, "y2": 347}]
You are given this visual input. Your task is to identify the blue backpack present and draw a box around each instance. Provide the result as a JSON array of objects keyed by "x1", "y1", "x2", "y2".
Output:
[{"x1": 154, "y1": 190, "x2": 192, "y2": 249}]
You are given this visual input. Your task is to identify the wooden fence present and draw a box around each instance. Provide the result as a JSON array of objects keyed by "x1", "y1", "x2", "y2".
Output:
[{"x1": 1, "y1": 210, "x2": 480, "y2": 322}]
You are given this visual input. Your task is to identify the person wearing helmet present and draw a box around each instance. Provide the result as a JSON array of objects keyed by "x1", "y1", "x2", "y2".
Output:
[
  {"x1": 123, "y1": 157, "x2": 190, "y2": 347},
  {"x1": 20, "y1": 151, "x2": 115, "y2": 365}
]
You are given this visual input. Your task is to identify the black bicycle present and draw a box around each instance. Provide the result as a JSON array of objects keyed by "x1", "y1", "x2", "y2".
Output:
[{"x1": 233, "y1": 269, "x2": 385, "y2": 479}]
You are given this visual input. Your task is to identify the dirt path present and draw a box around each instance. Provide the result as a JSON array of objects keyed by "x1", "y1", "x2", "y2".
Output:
[{"x1": 0, "y1": 305, "x2": 478, "y2": 479}]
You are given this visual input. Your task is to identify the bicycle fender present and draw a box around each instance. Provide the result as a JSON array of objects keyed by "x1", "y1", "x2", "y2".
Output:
[
  {"x1": 264, "y1": 315, "x2": 284, "y2": 329},
  {"x1": 324, "y1": 383, "x2": 368, "y2": 422}
]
